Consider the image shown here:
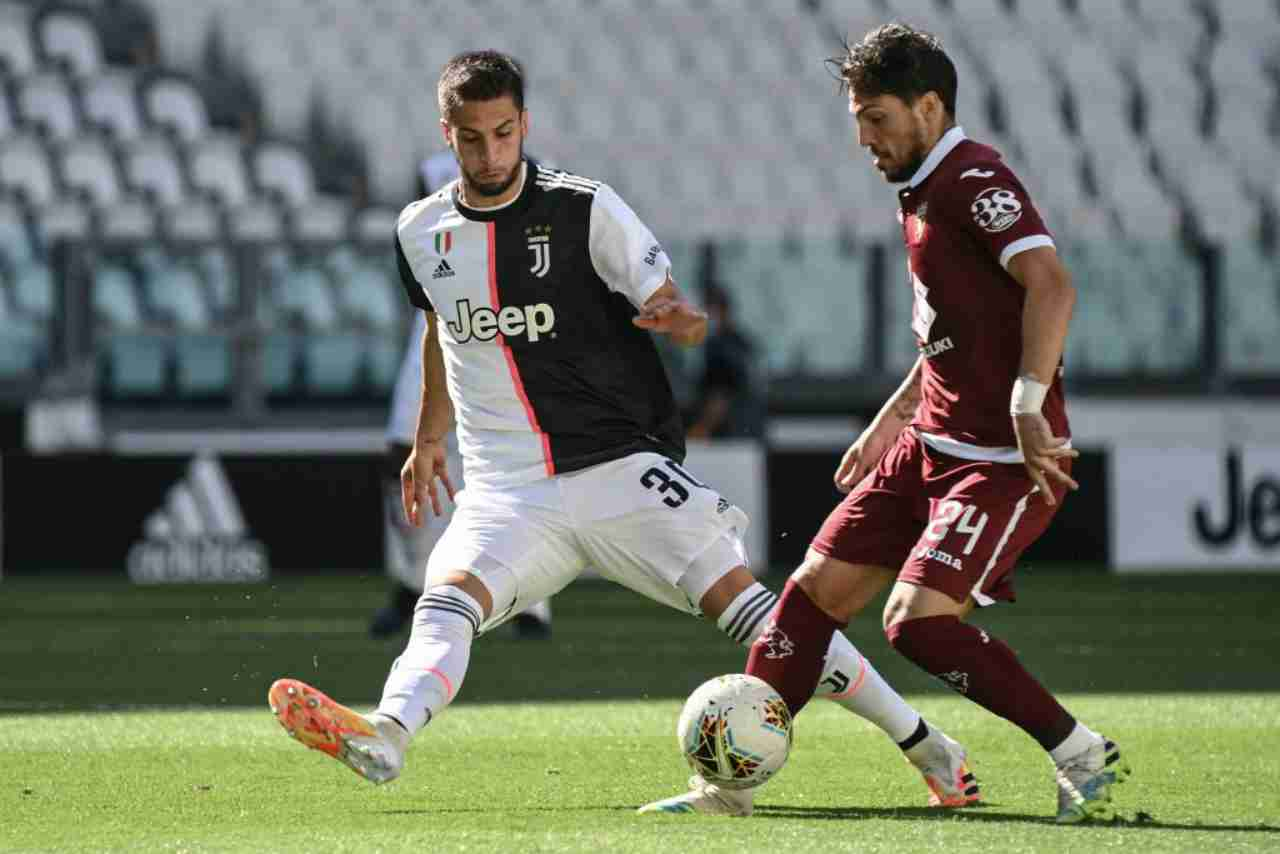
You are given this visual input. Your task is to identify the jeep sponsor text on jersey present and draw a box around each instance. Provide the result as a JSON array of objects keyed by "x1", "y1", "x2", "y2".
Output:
[{"x1": 446, "y1": 298, "x2": 557, "y2": 344}]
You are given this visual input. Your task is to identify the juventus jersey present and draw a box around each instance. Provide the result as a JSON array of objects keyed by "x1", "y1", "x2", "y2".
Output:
[{"x1": 395, "y1": 160, "x2": 684, "y2": 489}]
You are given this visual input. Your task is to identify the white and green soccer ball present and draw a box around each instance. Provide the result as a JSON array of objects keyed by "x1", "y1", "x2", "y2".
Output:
[{"x1": 676, "y1": 673, "x2": 793, "y2": 790}]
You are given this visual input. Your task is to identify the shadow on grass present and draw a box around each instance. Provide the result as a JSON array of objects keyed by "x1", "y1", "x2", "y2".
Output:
[
  {"x1": 754, "y1": 804, "x2": 1279, "y2": 833},
  {"x1": 377, "y1": 806, "x2": 632, "y2": 816},
  {"x1": 377, "y1": 802, "x2": 1278, "y2": 834}
]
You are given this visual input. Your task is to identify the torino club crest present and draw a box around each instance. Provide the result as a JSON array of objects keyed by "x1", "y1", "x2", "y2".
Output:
[{"x1": 526, "y1": 225, "x2": 551, "y2": 278}]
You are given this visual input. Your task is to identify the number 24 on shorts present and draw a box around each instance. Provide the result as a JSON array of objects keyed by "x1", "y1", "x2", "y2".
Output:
[
  {"x1": 640, "y1": 460, "x2": 708, "y2": 509},
  {"x1": 924, "y1": 500, "x2": 990, "y2": 555}
]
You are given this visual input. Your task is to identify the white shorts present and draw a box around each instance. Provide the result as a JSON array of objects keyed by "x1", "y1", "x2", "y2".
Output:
[{"x1": 425, "y1": 452, "x2": 751, "y2": 633}]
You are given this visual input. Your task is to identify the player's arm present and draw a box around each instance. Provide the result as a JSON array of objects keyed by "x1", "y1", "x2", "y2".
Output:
[
  {"x1": 632, "y1": 276, "x2": 708, "y2": 347},
  {"x1": 414, "y1": 310, "x2": 453, "y2": 446},
  {"x1": 401, "y1": 310, "x2": 457, "y2": 525},
  {"x1": 1007, "y1": 246, "x2": 1079, "y2": 502},
  {"x1": 588, "y1": 185, "x2": 706, "y2": 344},
  {"x1": 834, "y1": 356, "x2": 922, "y2": 492}
]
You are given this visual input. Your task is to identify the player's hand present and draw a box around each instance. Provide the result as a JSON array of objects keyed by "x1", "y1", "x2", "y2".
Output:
[
  {"x1": 632, "y1": 298, "x2": 708, "y2": 344},
  {"x1": 401, "y1": 438, "x2": 457, "y2": 525},
  {"x1": 834, "y1": 423, "x2": 896, "y2": 493},
  {"x1": 1012, "y1": 412, "x2": 1079, "y2": 505}
]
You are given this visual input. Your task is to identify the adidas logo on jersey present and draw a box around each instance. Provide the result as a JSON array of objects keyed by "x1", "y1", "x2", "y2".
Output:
[{"x1": 432, "y1": 259, "x2": 456, "y2": 279}]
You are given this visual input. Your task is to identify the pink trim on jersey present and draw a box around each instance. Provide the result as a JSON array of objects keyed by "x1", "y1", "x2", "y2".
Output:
[{"x1": 487, "y1": 222, "x2": 555, "y2": 476}]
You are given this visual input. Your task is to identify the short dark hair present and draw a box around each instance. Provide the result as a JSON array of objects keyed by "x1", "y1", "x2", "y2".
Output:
[
  {"x1": 828, "y1": 23, "x2": 957, "y2": 117},
  {"x1": 437, "y1": 50, "x2": 525, "y2": 120}
]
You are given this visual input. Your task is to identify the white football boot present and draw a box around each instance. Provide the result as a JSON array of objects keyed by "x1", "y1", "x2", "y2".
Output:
[
  {"x1": 268, "y1": 678, "x2": 409, "y2": 784},
  {"x1": 903, "y1": 727, "x2": 981, "y2": 807},
  {"x1": 1055, "y1": 737, "x2": 1130, "y2": 823},
  {"x1": 636, "y1": 776, "x2": 755, "y2": 816}
]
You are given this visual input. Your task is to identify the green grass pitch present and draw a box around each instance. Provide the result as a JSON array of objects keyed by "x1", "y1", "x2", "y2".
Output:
[{"x1": 2, "y1": 570, "x2": 1278, "y2": 852}]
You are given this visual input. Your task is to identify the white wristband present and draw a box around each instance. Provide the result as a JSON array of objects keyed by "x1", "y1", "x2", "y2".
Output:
[{"x1": 1010, "y1": 376, "x2": 1048, "y2": 415}]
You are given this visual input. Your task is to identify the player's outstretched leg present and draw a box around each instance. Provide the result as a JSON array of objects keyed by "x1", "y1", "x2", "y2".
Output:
[
  {"x1": 268, "y1": 679, "x2": 409, "y2": 783},
  {"x1": 269, "y1": 583, "x2": 483, "y2": 784}
]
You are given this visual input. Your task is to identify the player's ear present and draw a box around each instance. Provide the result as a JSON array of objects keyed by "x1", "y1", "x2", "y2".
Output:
[
  {"x1": 912, "y1": 91, "x2": 944, "y2": 133},
  {"x1": 440, "y1": 119, "x2": 453, "y2": 150},
  {"x1": 520, "y1": 108, "x2": 529, "y2": 138}
]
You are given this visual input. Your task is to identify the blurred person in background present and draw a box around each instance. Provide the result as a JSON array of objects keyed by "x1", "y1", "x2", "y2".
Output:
[
  {"x1": 685, "y1": 283, "x2": 762, "y2": 440},
  {"x1": 370, "y1": 150, "x2": 552, "y2": 640}
]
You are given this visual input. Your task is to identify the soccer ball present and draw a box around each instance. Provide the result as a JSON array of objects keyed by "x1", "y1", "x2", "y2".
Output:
[{"x1": 676, "y1": 673, "x2": 793, "y2": 790}]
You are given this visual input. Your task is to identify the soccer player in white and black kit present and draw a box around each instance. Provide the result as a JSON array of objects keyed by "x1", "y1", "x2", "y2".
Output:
[
  {"x1": 371, "y1": 150, "x2": 552, "y2": 640},
  {"x1": 269, "y1": 50, "x2": 977, "y2": 813}
]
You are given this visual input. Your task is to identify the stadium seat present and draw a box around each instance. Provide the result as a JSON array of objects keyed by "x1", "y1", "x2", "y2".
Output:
[
  {"x1": 123, "y1": 137, "x2": 222, "y2": 240},
  {"x1": 142, "y1": 262, "x2": 230, "y2": 395},
  {"x1": 0, "y1": 5, "x2": 37, "y2": 76},
  {"x1": 0, "y1": 135, "x2": 91, "y2": 241},
  {"x1": 333, "y1": 262, "x2": 398, "y2": 331},
  {"x1": 195, "y1": 246, "x2": 236, "y2": 314},
  {"x1": 0, "y1": 87, "x2": 15, "y2": 138},
  {"x1": 1129, "y1": 0, "x2": 1207, "y2": 57},
  {"x1": 59, "y1": 138, "x2": 158, "y2": 239},
  {"x1": 1222, "y1": 242, "x2": 1280, "y2": 374},
  {"x1": 142, "y1": 74, "x2": 213, "y2": 145},
  {"x1": 81, "y1": 71, "x2": 146, "y2": 142},
  {"x1": 35, "y1": 6, "x2": 104, "y2": 77},
  {"x1": 189, "y1": 139, "x2": 285, "y2": 240},
  {"x1": 17, "y1": 73, "x2": 82, "y2": 141},
  {"x1": 0, "y1": 200, "x2": 37, "y2": 268},
  {"x1": 1074, "y1": 0, "x2": 1148, "y2": 58},
  {"x1": 11, "y1": 261, "x2": 54, "y2": 321},
  {"x1": 93, "y1": 264, "x2": 168, "y2": 396},
  {"x1": 1212, "y1": 0, "x2": 1280, "y2": 51},
  {"x1": 252, "y1": 142, "x2": 351, "y2": 240},
  {"x1": 0, "y1": 287, "x2": 44, "y2": 379}
]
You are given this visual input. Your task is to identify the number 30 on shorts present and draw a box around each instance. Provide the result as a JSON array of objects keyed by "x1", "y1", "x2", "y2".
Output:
[
  {"x1": 923, "y1": 500, "x2": 990, "y2": 555},
  {"x1": 640, "y1": 460, "x2": 708, "y2": 508}
]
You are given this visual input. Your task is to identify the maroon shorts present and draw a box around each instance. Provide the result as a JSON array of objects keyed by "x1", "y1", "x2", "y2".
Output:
[{"x1": 810, "y1": 428, "x2": 1069, "y2": 605}]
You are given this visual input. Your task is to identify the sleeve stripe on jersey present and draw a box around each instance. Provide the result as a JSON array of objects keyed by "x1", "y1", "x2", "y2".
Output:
[
  {"x1": 535, "y1": 168, "x2": 600, "y2": 194},
  {"x1": 535, "y1": 165, "x2": 600, "y2": 187},
  {"x1": 535, "y1": 176, "x2": 601, "y2": 195},
  {"x1": 998, "y1": 234, "x2": 1055, "y2": 270}
]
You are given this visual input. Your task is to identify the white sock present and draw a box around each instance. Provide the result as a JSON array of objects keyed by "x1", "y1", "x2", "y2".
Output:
[
  {"x1": 1049, "y1": 721, "x2": 1102, "y2": 765},
  {"x1": 819, "y1": 631, "x2": 922, "y2": 744},
  {"x1": 719, "y1": 582, "x2": 922, "y2": 744},
  {"x1": 375, "y1": 585, "x2": 481, "y2": 734}
]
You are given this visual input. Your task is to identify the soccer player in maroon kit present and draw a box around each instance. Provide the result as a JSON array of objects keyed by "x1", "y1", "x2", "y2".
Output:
[{"x1": 749, "y1": 24, "x2": 1130, "y2": 823}]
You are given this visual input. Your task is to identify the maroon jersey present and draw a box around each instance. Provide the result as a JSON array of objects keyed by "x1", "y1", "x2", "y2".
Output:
[{"x1": 896, "y1": 128, "x2": 1069, "y2": 459}]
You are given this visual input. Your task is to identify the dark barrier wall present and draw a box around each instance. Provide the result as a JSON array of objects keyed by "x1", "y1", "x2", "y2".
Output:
[
  {"x1": 2, "y1": 449, "x2": 1107, "y2": 575},
  {"x1": 2, "y1": 453, "x2": 383, "y2": 574},
  {"x1": 766, "y1": 448, "x2": 1109, "y2": 571}
]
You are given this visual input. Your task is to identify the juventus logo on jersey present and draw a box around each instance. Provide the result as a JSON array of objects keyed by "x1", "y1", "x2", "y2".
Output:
[{"x1": 526, "y1": 225, "x2": 551, "y2": 278}]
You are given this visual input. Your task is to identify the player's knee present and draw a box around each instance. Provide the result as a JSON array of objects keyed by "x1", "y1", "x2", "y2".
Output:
[
  {"x1": 694, "y1": 564, "x2": 755, "y2": 621},
  {"x1": 410, "y1": 583, "x2": 486, "y2": 641},
  {"x1": 788, "y1": 551, "x2": 828, "y2": 600},
  {"x1": 885, "y1": 614, "x2": 946, "y2": 658},
  {"x1": 789, "y1": 551, "x2": 883, "y2": 624},
  {"x1": 422, "y1": 570, "x2": 494, "y2": 619}
]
